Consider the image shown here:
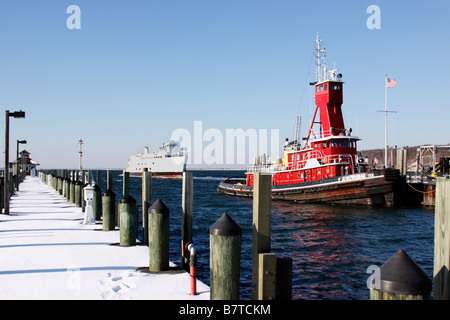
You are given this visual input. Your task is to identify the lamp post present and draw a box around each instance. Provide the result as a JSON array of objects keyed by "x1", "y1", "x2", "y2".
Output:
[
  {"x1": 4, "y1": 110, "x2": 25, "y2": 215},
  {"x1": 16, "y1": 140, "x2": 27, "y2": 191},
  {"x1": 78, "y1": 139, "x2": 83, "y2": 170}
]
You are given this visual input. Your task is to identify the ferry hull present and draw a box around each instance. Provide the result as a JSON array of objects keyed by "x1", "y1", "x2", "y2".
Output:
[
  {"x1": 218, "y1": 169, "x2": 400, "y2": 206},
  {"x1": 129, "y1": 171, "x2": 183, "y2": 178}
]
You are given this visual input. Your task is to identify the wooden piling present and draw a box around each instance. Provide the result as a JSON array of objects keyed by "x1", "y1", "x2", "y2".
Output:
[
  {"x1": 142, "y1": 169, "x2": 152, "y2": 245},
  {"x1": 258, "y1": 253, "x2": 276, "y2": 300},
  {"x1": 0, "y1": 176, "x2": 4, "y2": 211},
  {"x1": 93, "y1": 184, "x2": 102, "y2": 221},
  {"x1": 107, "y1": 170, "x2": 113, "y2": 190},
  {"x1": 119, "y1": 195, "x2": 137, "y2": 246},
  {"x1": 102, "y1": 189, "x2": 116, "y2": 231},
  {"x1": 148, "y1": 199, "x2": 170, "y2": 272},
  {"x1": 276, "y1": 257, "x2": 293, "y2": 300},
  {"x1": 122, "y1": 170, "x2": 130, "y2": 197},
  {"x1": 252, "y1": 172, "x2": 272, "y2": 300},
  {"x1": 58, "y1": 176, "x2": 63, "y2": 195},
  {"x1": 96, "y1": 170, "x2": 102, "y2": 189},
  {"x1": 81, "y1": 182, "x2": 87, "y2": 212},
  {"x1": 63, "y1": 178, "x2": 68, "y2": 199},
  {"x1": 69, "y1": 179, "x2": 75, "y2": 203},
  {"x1": 74, "y1": 180, "x2": 82, "y2": 207},
  {"x1": 370, "y1": 249, "x2": 431, "y2": 300},
  {"x1": 210, "y1": 213, "x2": 242, "y2": 300},
  {"x1": 434, "y1": 178, "x2": 450, "y2": 299},
  {"x1": 182, "y1": 171, "x2": 193, "y2": 270}
]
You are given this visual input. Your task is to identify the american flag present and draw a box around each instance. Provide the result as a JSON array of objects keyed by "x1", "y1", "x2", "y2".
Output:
[{"x1": 386, "y1": 77, "x2": 398, "y2": 88}]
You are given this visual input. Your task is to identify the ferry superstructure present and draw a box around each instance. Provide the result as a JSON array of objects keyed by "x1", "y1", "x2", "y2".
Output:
[{"x1": 125, "y1": 140, "x2": 187, "y2": 177}]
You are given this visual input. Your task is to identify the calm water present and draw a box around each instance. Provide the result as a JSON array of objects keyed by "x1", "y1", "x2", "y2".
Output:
[{"x1": 100, "y1": 170, "x2": 435, "y2": 300}]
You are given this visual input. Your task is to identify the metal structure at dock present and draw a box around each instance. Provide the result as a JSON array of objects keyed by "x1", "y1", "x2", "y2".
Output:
[{"x1": 401, "y1": 145, "x2": 450, "y2": 206}]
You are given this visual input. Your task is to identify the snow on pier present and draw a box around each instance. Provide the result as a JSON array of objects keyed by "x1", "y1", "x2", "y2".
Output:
[{"x1": 0, "y1": 176, "x2": 209, "y2": 300}]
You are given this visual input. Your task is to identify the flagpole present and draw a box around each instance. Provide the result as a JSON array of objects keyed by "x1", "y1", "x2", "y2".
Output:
[{"x1": 384, "y1": 74, "x2": 388, "y2": 168}]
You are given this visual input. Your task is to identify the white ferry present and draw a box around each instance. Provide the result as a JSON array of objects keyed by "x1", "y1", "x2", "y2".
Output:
[{"x1": 125, "y1": 140, "x2": 187, "y2": 177}]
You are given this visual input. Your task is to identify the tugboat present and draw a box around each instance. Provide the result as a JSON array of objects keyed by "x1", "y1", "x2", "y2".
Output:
[{"x1": 218, "y1": 34, "x2": 399, "y2": 206}]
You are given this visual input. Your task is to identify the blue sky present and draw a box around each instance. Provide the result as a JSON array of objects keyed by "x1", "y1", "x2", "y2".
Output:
[{"x1": 1, "y1": 0, "x2": 449, "y2": 169}]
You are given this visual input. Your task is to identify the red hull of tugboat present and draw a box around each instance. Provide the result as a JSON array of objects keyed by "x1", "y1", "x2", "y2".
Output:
[{"x1": 218, "y1": 169, "x2": 400, "y2": 206}]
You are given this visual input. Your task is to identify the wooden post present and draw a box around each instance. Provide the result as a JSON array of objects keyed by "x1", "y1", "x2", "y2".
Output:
[
  {"x1": 74, "y1": 181, "x2": 82, "y2": 207},
  {"x1": 276, "y1": 257, "x2": 293, "y2": 300},
  {"x1": 115, "y1": 202, "x2": 119, "y2": 227},
  {"x1": 58, "y1": 176, "x2": 63, "y2": 195},
  {"x1": 69, "y1": 179, "x2": 75, "y2": 203},
  {"x1": 252, "y1": 172, "x2": 272, "y2": 300},
  {"x1": 423, "y1": 184, "x2": 436, "y2": 207},
  {"x1": 182, "y1": 171, "x2": 193, "y2": 270},
  {"x1": 142, "y1": 168, "x2": 152, "y2": 245},
  {"x1": 258, "y1": 253, "x2": 276, "y2": 300},
  {"x1": 0, "y1": 176, "x2": 4, "y2": 211},
  {"x1": 122, "y1": 170, "x2": 129, "y2": 197},
  {"x1": 370, "y1": 249, "x2": 431, "y2": 300},
  {"x1": 148, "y1": 199, "x2": 170, "y2": 272},
  {"x1": 102, "y1": 189, "x2": 116, "y2": 231},
  {"x1": 107, "y1": 170, "x2": 113, "y2": 190},
  {"x1": 96, "y1": 170, "x2": 102, "y2": 189},
  {"x1": 3, "y1": 110, "x2": 9, "y2": 215},
  {"x1": 434, "y1": 178, "x2": 450, "y2": 300},
  {"x1": 63, "y1": 177, "x2": 67, "y2": 199},
  {"x1": 210, "y1": 213, "x2": 242, "y2": 300},
  {"x1": 119, "y1": 195, "x2": 137, "y2": 246},
  {"x1": 81, "y1": 181, "x2": 86, "y2": 213},
  {"x1": 66, "y1": 177, "x2": 71, "y2": 201},
  {"x1": 93, "y1": 184, "x2": 102, "y2": 221}
]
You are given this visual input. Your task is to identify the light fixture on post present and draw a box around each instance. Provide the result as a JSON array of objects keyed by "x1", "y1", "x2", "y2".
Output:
[{"x1": 4, "y1": 110, "x2": 25, "y2": 215}]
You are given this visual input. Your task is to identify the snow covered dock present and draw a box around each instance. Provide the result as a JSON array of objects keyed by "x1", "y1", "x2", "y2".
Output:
[{"x1": 0, "y1": 176, "x2": 210, "y2": 300}]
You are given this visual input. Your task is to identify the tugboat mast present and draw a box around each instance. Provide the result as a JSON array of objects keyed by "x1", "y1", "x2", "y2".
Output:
[{"x1": 314, "y1": 33, "x2": 327, "y2": 83}]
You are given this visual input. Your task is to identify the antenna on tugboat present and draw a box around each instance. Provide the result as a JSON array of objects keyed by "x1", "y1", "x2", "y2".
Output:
[{"x1": 314, "y1": 33, "x2": 326, "y2": 83}]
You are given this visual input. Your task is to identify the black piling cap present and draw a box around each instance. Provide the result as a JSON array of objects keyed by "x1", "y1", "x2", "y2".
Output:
[
  {"x1": 210, "y1": 213, "x2": 242, "y2": 236},
  {"x1": 119, "y1": 195, "x2": 136, "y2": 204},
  {"x1": 380, "y1": 249, "x2": 432, "y2": 295},
  {"x1": 149, "y1": 199, "x2": 169, "y2": 214},
  {"x1": 102, "y1": 189, "x2": 116, "y2": 197}
]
